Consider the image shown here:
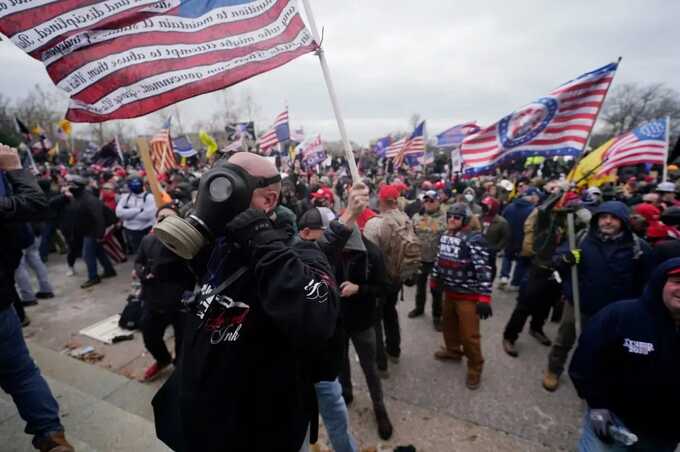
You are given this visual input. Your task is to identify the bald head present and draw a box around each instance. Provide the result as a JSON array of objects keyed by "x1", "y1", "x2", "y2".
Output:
[{"x1": 228, "y1": 152, "x2": 281, "y2": 213}]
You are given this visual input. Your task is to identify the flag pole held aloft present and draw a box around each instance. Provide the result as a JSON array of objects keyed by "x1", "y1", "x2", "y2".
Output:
[{"x1": 300, "y1": 0, "x2": 360, "y2": 183}]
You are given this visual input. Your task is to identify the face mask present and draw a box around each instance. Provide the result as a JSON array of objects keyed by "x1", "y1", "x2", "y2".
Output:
[
  {"x1": 128, "y1": 179, "x2": 143, "y2": 194},
  {"x1": 464, "y1": 194, "x2": 474, "y2": 203},
  {"x1": 154, "y1": 160, "x2": 281, "y2": 259}
]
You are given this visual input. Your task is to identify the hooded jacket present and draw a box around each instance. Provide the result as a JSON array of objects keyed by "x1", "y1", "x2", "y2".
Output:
[
  {"x1": 501, "y1": 197, "x2": 535, "y2": 253},
  {"x1": 555, "y1": 200, "x2": 653, "y2": 316},
  {"x1": 569, "y1": 258, "x2": 680, "y2": 443}
]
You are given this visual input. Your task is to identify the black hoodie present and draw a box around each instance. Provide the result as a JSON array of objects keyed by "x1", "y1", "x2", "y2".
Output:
[{"x1": 569, "y1": 257, "x2": 680, "y2": 442}]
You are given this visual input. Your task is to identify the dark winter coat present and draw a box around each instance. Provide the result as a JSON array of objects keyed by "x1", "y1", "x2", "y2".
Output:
[
  {"x1": 554, "y1": 200, "x2": 653, "y2": 316},
  {"x1": 569, "y1": 258, "x2": 680, "y2": 443},
  {"x1": 156, "y1": 219, "x2": 343, "y2": 452},
  {"x1": 501, "y1": 198, "x2": 534, "y2": 254},
  {"x1": 72, "y1": 189, "x2": 107, "y2": 239},
  {"x1": 0, "y1": 169, "x2": 48, "y2": 311},
  {"x1": 135, "y1": 233, "x2": 195, "y2": 313}
]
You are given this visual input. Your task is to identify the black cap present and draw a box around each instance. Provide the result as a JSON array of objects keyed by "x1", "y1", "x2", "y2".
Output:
[{"x1": 298, "y1": 207, "x2": 332, "y2": 230}]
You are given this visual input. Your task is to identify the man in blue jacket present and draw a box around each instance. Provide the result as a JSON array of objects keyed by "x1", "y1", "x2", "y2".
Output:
[
  {"x1": 569, "y1": 257, "x2": 680, "y2": 451},
  {"x1": 543, "y1": 201, "x2": 653, "y2": 391},
  {"x1": 499, "y1": 187, "x2": 540, "y2": 290}
]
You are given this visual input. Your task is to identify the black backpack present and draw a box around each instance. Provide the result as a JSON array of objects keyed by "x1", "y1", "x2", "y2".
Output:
[{"x1": 119, "y1": 294, "x2": 143, "y2": 330}]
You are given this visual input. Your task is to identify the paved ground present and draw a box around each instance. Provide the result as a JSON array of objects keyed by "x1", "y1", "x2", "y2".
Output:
[{"x1": 7, "y1": 254, "x2": 584, "y2": 451}]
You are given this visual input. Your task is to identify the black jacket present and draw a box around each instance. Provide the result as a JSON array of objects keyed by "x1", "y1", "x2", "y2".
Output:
[
  {"x1": 72, "y1": 189, "x2": 107, "y2": 239},
  {"x1": 569, "y1": 258, "x2": 680, "y2": 442},
  {"x1": 135, "y1": 233, "x2": 195, "y2": 312},
  {"x1": 0, "y1": 169, "x2": 48, "y2": 311},
  {"x1": 156, "y1": 221, "x2": 343, "y2": 452}
]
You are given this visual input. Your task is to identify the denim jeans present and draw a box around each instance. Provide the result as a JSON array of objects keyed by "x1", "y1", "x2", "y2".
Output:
[
  {"x1": 15, "y1": 237, "x2": 53, "y2": 301},
  {"x1": 314, "y1": 379, "x2": 357, "y2": 452},
  {"x1": 578, "y1": 410, "x2": 678, "y2": 452},
  {"x1": 124, "y1": 227, "x2": 150, "y2": 255},
  {"x1": 38, "y1": 223, "x2": 56, "y2": 261},
  {"x1": 0, "y1": 307, "x2": 63, "y2": 437},
  {"x1": 82, "y1": 236, "x2": 115, "y2": 281}
]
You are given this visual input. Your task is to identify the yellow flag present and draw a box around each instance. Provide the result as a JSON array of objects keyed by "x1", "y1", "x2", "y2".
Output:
[
  {"x1": 199, "y1": 130, "x2": 218, "y2": 158},
  {"x1": 567, "y1": 139, "x2": 617, "y2": 188},
  {"x1": 289, "y1": 143, "x2": 297, "y2": 162},
  {"x1": 59, "y1": 119, "x2": 72, "y2": 136}
]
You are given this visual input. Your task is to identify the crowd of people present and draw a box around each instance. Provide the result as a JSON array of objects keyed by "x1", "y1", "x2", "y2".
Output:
[{"x1": 2, "y1": 141, "x2": 680, "y2": 452}]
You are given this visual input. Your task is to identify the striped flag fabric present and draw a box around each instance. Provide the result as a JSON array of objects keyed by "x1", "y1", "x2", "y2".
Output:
[
  {"x1": 597, "y1": 118, "x2": 669, "y2": 174},
  {"x1": 299, "y1": 134, "x2": 326, "y2": 166},
  {"x1": 150, "y1": 119, "x2": 177, "y2": 174},
  {"x1": 258, "y1": 109, "x2": 289, "y2": 151},
  {"x1": 435, "y1": 121, "x2": 480, "y2": 148},
  {"x1": 391, "y1": 121, "x2": 426, "y2": 168},
  {"x1": 172, "y1": 135, "x2": 198, "y2": 158},
  {"x1": 0, "y1": 1, "x2": 316, "y2": 123},
  {"x1": 461, "y1": 62, "x2": 619, "y2": 174}
]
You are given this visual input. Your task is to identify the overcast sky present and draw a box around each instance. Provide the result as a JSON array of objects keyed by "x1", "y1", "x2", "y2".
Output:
[{"x1": 1, "y1": 0, "x2": 679, "y2": 145}]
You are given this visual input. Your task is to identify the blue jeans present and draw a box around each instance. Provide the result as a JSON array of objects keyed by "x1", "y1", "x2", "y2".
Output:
[
  {"x1": 500, "y1": 253, "x2": 528, "y2": 286},
  {"x1": 0, "y1": 307, "x2": 63, "y2": 437},
  {"x1": 15, "y1": 237, "x2": 53, "y2": 301},
  {"x1": 578, "y1": 410, "x2": 678, "y2": 452},
  {"x1": 82, "y1": 236, "x2": 115, "y2": 281},
  {"x1": 315, "y1": 379, "x2": 357, "y2": 452}
]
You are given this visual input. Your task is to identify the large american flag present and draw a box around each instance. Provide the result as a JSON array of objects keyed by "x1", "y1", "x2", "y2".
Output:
[
  {"x1": 0, "y1": 1, "x2": 316, "y2": 122},
  {"x1": 150, "y1": 119, "x2": 177, "y2": 174},
  {"x1": 258, "y1": 109, "x2": 289, "y2": 151},
  {"x1": 598, "y1": 118, "x2": 669, "y2": 174},
  {"x1": 461, "y1": 62, "x2": 619, "y2": 174},
  {"x1": 387, "y1": 121, "x2": 426, "y2": 168}
]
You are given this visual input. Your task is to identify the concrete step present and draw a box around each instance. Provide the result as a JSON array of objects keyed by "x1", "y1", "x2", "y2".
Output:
[{"x1": 0, "y1": 342, "x2": 170, "y2": 452}]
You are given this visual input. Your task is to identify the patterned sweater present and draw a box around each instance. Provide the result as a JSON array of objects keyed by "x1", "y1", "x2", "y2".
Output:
[{"x1": 431, "y1": 230, "x2": 493, "y2": 303}]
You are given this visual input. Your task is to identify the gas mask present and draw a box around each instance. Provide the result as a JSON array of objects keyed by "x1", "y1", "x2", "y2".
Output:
[{"x1": 154, "y1": 160, "x2": 281, "y2": 259}]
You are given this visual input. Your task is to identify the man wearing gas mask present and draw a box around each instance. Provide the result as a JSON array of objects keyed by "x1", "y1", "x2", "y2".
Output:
[
  {"x1": 152, "y1": 152, "x2": 368, "y2": 452},
  {"x1": 115, "y1": 175, "x2": 157, "y2": 254}
]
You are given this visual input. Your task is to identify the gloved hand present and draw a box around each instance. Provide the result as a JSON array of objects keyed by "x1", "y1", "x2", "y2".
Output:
[
  {"x1": 226, "y1": 208, "x2": 274, "y2": 248},
  {"x1": 476, "y1": 303, "x2": 492, "y2": 320},
  {"x1": 589, "y1": 409, "x2": 614, "y2": 443},
  {"x1": 562, "y1": 249, "x2": 581, "y2": 265}
]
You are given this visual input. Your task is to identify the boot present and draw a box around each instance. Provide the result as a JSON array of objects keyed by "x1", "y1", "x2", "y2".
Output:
[
  {"x1": 543, "y1": 370, "x2": 560, "y2": 392},
  {"x1": 433, "y1": 347, "x2": 462, "y2": 361},
  {"x1": 466, "y1": 373, "x2": 481, "y2": 390},
  {"x1": 374, "y1": 403, "x2": 393, "y2": 440},
  {"x1": 32, "y1": 431, "x2": 75, "y2": 452},
  {"x1": 502, "y1": 339, "x2": 518, "y2": 357},
  {"x1": 529, "y1": 329, "x2": 552, "y2": 346},
  {"x1": 407, "y1": 308, "x2": 424, "y2": 318}
]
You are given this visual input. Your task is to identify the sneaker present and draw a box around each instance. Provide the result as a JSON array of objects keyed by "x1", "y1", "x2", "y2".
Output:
[
  {"x1": 66, "y1": 267, "x2": 76, "y2": 277},
  {"x1": 498, "y1": 276, "x2": 509, "y2": 289},
  {"x1": 386, "y1": 352, "x2": 399, "y2": 364},
  {"x1": 374, "y1": 404, "x2": 393, "y2": 440},
  {"x1": 502, "y1": 339, "x2": 519, "y2": 357},
  {"x1": 407, "y1": 308, "x2": 424, "y2": 318},
  {"x1": 21, "y1": 316, "x2": 31, "y2": 328},
  {"x1": 529, "y1": 329, "x2": 552, "y2": 346},
  {"x1": 466, "y1": 373, "x2": 481, "y2": 390},
  {"x1": 433, "y1": 317, "x2": 442, "y2": 332},
  {"x1": 543, "y1": 370, "x2": 560, "y2": 392},
  {"x1": 342, "y1": 391, "x2": 354, "y2": 406},
  {"x1": 35, "y1": 292, "x2": 55, "y2": 299},
  {"x1": 143, "y1": 362, "x2": 169, "y2": 382},
  {"x1": 101, "y1": 270, "x2": 117, "y2": 279},
  {"x1": 80, "y1": 276, "x2": 101, "y2": 289},
  {"x1": 434, "y1": 347, "x2": 462, "y2": 361},
  {"x1": 32, "y1": 431, "x2": 75, "y2": 452}
]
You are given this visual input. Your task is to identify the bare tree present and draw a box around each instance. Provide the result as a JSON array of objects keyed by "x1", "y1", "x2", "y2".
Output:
[{"x1": 601, "y1": 82, "x2": 680, "y2": 136}]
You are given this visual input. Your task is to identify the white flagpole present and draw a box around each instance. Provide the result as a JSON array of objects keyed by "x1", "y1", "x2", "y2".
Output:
[
  {"x1": 663, "y1": 116, "x2": 671, "y2": 182},
  {"x1": 300, "y1": 0, "x2": 360, "y2": 183}
]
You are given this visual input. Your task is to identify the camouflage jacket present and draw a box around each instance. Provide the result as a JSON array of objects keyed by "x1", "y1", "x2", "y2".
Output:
[{"x1": 412, "y1": 210, "x2": 447, "y2": 262}]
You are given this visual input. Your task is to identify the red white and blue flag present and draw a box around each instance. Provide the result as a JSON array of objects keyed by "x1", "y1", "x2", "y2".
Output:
[
  {"x1": 598, "y1": 118, "x2": 669, "y2": 174},
  {"x1": 386, "y1": 121, "x2": 426, "y2": 168},
  {"x1": 461, "y1": 62, "x2": 619, "y2": 174},
  {"x1": 258, "y1": 109, "x2": 289, "y2": 151},
  {"x1": 0, "y1": 1, "x2": 316, "y2": 122},
  {"x1": 435, "y1": 121, "x2": 480, "y2": 148}
]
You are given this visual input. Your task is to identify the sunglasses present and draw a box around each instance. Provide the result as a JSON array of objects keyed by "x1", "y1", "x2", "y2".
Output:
[{"x1": 447, "y1": 214, "x2": 465, "y2": 221}]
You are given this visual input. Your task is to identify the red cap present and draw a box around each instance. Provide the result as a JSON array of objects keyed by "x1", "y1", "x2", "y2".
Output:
[
  {"x1": 379, "y1": 184, "x2": 401, "y2": 201},
  {"x1": 311, "y1": 187, "x2": 334, "y2": 203}
]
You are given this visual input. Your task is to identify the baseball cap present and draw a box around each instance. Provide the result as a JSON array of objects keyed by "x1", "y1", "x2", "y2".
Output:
[
  {"x1": 423, "y1": 190, "x2": 438, "y2": 200},
  {"x1": 310, "y1": 187, "x2": 334, "y2": 204},
  {"x1": 298, "y1": 207, "x2": 335, "y2": 230},
  {"x1": 379, "y1": 184, "x2": 401, "y2": 202},
  {"x1": 523, "y1": 187, "x2": 542, "y2": 198},
  {"x1": 656, "y1": 182, "x2": 676, "y2": 193}
]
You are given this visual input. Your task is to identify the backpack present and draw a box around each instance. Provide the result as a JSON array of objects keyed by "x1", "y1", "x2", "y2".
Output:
[
  {"x1": 119, "y1": 294, "x2": 143, "y2": 330},
  {"x1": 379, "y1": 212, "x2": 423, "y2": 283}
]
